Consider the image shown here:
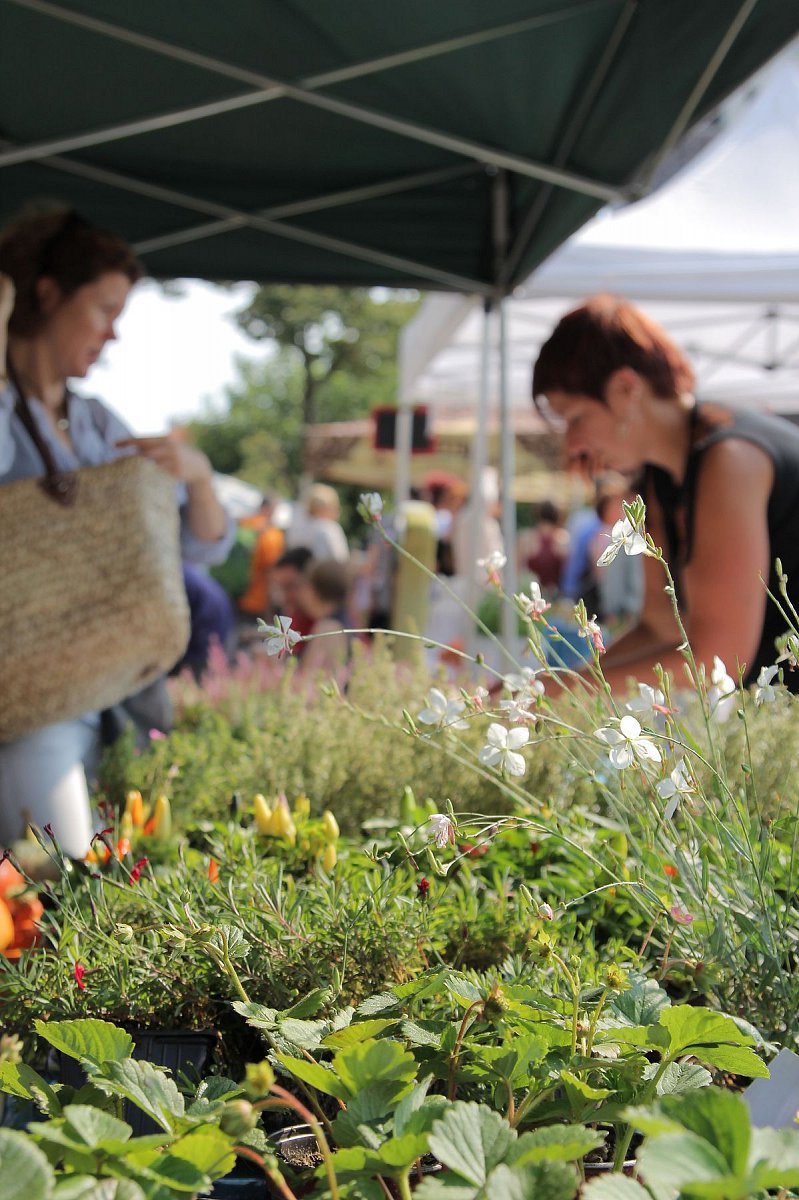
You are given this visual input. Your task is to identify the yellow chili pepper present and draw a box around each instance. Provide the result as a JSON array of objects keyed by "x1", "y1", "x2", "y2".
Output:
[
  {"x1": 321, "y1": 810, "x2": 340, "y2": 842},
  {"x1": 322, "y1": 843, "x2": 337, "y2": 873},
  {"x1": 270, "y1": 796, "x2": 296, "y2": 846},
  {"x1": 293, "y1": 794, "x2": 311, "y2": 820},
  {"x1": 152, "y1": 793, "x2": 172, "y2": 842},
  {"x1": 119, "y1": 811, "x2": 134, "y2": 841},
  {"x1": 253, "y1": 794, "x2": 273, "y2": 835},
  {"x1": 124, "y1": 789, "x2": 145, "y2": 829}
]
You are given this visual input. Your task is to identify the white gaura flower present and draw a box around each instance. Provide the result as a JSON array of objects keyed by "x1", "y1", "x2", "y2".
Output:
[
  {"x1": 417, "y1": 688, "x2": 468, "y2": 731},
  {"x1": 656, "y1": 758, "x2": 694, "y2": 820},
  {"x1": 258, "y1": 614, "x2": 301, "y2": 658},
  {"x1": 707, "y1": 656, "x2": 736, "y2": 722},
  {"x1": 595, "y1": 715, "x2": 661, "y2": 772},
  {"x1": 515, "y1": 582, "x2": 550, "y2": 620},
  {"x1": 597, "y1": 516, "x2": 648, "y2": 567},
  {"x1": 359, "y1": 492, "x2": 384, "y2": 522},
  {"x1": 477, "y1": 550, "x2": 507, "y2": 585},
  {"x1": 578, "y1": 615, "x2": 605, "y2": 655},
  {"x1": 626, "y1": 683, "x2": 674, "y2": 731},
  {"x1": 498, "y1": 694, "x2": 538, "y2": 724},
  {"x1": 755, "y1": 664, "x2": 779, "y2": 706},
  {"x1": 503, "y1": 667, "x2": 543, "y2": 694},
  {"x1": 478, "y1": 723, "x2": 529, "y2": 777},
  {"x1": 428, "y1": 813, "x2": 455, "y2": 849}
]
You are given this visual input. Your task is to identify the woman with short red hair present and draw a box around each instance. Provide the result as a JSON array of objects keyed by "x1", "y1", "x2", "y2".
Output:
[{"x1": 533, "y1": 294, "x2": 799, "y2": 693}]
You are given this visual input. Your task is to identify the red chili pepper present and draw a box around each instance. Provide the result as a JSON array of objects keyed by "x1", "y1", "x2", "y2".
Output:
[
  {"x1": 129, "y1": 858, "x2": 149, "y2": 885},
  {"x1": 74, "y1": 961, "x2": 86, "y2": 991}
]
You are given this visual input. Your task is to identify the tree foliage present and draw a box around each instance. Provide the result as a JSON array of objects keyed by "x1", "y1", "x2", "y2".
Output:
[{"x1": 187, "y1": 286, "x2": 419, "y2": 494}]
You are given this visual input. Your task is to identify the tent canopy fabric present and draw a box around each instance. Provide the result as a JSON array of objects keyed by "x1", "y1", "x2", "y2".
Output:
[
  {"x1": 1, "y1": 1, "x2": 797, "y2": 294},
  {"x1": 400, "y1": 44, "x2": 799, "y2": 412}
]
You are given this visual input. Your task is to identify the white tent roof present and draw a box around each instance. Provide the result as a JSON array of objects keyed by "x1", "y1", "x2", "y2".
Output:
[{"x1": 401, "y1": 43, "x2": 799, "y2": 414}]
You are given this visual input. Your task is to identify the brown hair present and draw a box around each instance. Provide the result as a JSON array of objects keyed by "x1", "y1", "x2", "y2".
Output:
[
  {"x1": 305, "y1": 559, "x2": 350, "y2": 608},
  {"x1": 0, "y1": 207, "x2": 144, "y2": 336},
  {"x1": 532, "y1": 294, "x2": 695, "y2": 405}
]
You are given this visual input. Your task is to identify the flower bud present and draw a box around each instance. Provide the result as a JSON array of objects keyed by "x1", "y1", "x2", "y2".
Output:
[
  {"x1": 219, "y1": 1099, "x2": 259, "y2": 1136},
  {"x1": 115, "y1": 923, "x2": 135, "y2": 944},
  {"x1": 245, "y1": 1060, "x2": 275, "y2": 1098},
  {"x1": 321, "y1": 810, "x2": 339, "y2": 842}
]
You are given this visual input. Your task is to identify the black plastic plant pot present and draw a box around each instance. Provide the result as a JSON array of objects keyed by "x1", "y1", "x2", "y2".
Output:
[
  {"x1": 56, "y1": 1028, "x2": 217, "y2": 1136},
  {"x1": 210, "y1": 1169, "x2": 273, "y2": 1199}
]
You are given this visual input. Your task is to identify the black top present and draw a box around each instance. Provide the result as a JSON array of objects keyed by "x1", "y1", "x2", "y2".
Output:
[{"x1": 646, "y1": 403, "x2": 799, "y2": 687}]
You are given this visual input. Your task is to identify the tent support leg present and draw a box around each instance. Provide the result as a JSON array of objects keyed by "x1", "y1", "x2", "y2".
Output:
[
  {"x1": 465, "y1": 301, "x2": 493, "y2": 659},
  {"x1": 498, "y1": 297, "x2": 518, "y2": 650}
]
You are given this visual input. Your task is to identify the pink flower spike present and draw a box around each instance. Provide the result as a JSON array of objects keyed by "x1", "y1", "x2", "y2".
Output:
[
  {"x1": 670, "y1": 904, "x2": 694, "y2": 926},
  {"x1": 149, "y1": 728, "x2": 167, "y2": 741}
]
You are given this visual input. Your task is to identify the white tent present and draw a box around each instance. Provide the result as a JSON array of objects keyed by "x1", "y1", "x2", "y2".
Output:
[{"x1": 400, "y1": 43, "x2": 799, "y2": 415}]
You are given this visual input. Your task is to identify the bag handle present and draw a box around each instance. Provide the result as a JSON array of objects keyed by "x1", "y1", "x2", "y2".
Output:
[{"x1": 8, "y1": 364, "x2": 78, "y2": 506}]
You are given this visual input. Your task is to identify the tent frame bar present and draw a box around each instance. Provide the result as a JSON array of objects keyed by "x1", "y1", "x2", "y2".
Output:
[
  {"x1": 133, "y1": 164, "x2": 479, "y2": 256},
  {"x1": 635, "y1": 0, "x2": 760, "y2": 195},
  {"x1": 4, "y1": 0, "x2": 622, "y2": 204},
  {"x1": 0, "y1": 136, "x2": 494, "y2": 294}
]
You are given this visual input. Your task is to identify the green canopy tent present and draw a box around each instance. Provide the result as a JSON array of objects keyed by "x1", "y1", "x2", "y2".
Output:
[
  {"x1": 1, "y1": 0, "x2": 796, "y2": 293},
  {"x1": 1, "y1": 0, "x2": 797, "y2": 638}
]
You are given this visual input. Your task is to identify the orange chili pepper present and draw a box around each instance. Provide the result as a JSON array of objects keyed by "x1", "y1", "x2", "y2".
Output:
[
  {"x1": 208, "y1": 858, "x2": 219, "y2": 884},
  {"x1": 117, "y1": 837, "x2": 132, "y2": 860}
]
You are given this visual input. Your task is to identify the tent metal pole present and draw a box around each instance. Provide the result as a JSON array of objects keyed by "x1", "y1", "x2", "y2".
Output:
[
  {"x1": 10, "y1": 0, "x2": 618, "y2": 93},
  {"x1": 133, "y1": 164, "x2": 478, "y2": 256},
  {"x1": 498, "y1": 297, "x2": 518, "y2": 651},
  {"x1": 394, "y1": 402, "x2": 413, "y2": 509},
  {"x1": 636, "y1": 0, "x2": 759, "y2": 196},
  {"x1": 499, "y1": 0, "x2": 638, "y2": 288},
  {"x1": 0, "y1": 136, "x2": 493, "y2": 295},
  {"x1": 465, "y1": 300, "x2": 493, "y2": 660},
  {"x1": 3, "y1": 3, "x2": 621, "y2": 202}
]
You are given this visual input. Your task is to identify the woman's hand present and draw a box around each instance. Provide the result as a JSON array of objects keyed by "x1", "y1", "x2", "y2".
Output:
[{"x1": 115, "y1": 435, "x2": 212, "y2": 485}]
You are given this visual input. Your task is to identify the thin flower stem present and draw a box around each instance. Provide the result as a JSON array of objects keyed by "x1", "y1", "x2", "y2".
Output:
[
  {"x1": 448, "y1": 999, "x2": 483, "y2": 1100},
  {"x1": 233, "y1": 1144, "x2": 298, "y2": 1200},
  {"x1": 261, "y1": 1087, "x2": 340, "y2": 1200}
]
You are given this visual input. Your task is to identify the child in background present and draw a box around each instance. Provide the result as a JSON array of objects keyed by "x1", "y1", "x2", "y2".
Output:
[{"x1": 295, "y1": 560, "x2": 351, "y2": 677}]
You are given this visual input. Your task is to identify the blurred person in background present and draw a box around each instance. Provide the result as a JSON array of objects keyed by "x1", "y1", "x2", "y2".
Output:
[{"x1": 517, "y1": 499, "x2": 570, "y2": 598}]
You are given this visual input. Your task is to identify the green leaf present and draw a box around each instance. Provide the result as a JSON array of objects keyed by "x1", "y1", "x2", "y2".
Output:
[
  {"x1": 355, "y1": 991, "x2": 399, "y2": 1016},
  {"x1": 651, "y1": 1061, "x2": 712, "y2": 1095},
  {"x1": 230, "y1": 1001, "x2": 277, "y2": 1029},
  {"x1": 169, "y1": 1128, "x2": 236, "y2": 1180},
  {"x1": 276, "y1": 1054, "x2": 346, "y2": 1099},
  {"x1": 748, "y1": 1127, "x2": 799, "y2": 1186},
  {"x1": 394, "y1": 1076, "x2": 433, "y2": 1136},
  {"x1": 607, "y1": 977, "x2": 671, "y2": 1027},
  {"x1": 427, "y1": 1102, "x2": 516, "y2": 1186},
  {"x1": 661, "y1": 1088, "x2": 750, "y2": 1175},
  {"x1": 512, "y1": 1124, "x2": 605, "y2": 1164},
  {"x1": 34, "y1": 1020, "x2": 133, "y2": 1072},
  {"x1": 560, "y1": 1070, "x2": 611, "y2": 1105},
  {"x1": 99, "y1": 1060, "x2": 184, "y2": 1132},
  {"x1": 484, "y1": 1162, "x2": 577, "y2": 1200},
  {"x1": 582, "y1": 1177, "x2": 648, "y2": 1198},
  {"x1": 658, "y1": 1007, "x2": 753, "y2": 1057},
  {"x1": 62, "y1": 1105, "x2": 131, "y2": 1150},
  {"x1": 275, "y1": 1018, "x2": 327, "y2": 1050},
  {"x1": 399, "y1": 1019, "x2": 443, "y2": 1048},
  {"x1": 332, "y1": 1039, "x2": 417, "y2": 1100},
  {"x1": 284, "y1": 986, "x2": 332, "y2": 1019},
  {"x1": 322, "y1": 1019, "x2": 397, "y2": 1048},
  {"x1": 690, "y1": 1043, "x2": 769, "y2": 1079},
  {"x1": 125, "y1": 1147, "x2": 210, "y2": 1193},
  {"x1": 0, "y1": 1062, "x2": 62, "y2": 1112},
  {"x1": 636, "y1": 1132, "x2": 736, "y2": 1189},
  {"x1": 53, "y1": 1180, "x2": 146, "y2": 1200},
  {"x1": 0, "y1": 1129, "x2": 55, "y2": 1200}
]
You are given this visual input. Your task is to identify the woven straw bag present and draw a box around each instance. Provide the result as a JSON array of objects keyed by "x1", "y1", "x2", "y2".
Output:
[{"x1": 0, "y1": 449, "x2": 190, "y2": 742}]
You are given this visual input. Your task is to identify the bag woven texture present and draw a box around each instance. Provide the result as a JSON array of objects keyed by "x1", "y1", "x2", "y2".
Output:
[{"x1": 0, "y1": 456, "x2": 190, "y2": 741}]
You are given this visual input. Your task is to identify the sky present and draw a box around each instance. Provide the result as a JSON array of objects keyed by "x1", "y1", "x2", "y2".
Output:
[{"x1": 81, "y1": 278, "x2": 270, "y2": 435}]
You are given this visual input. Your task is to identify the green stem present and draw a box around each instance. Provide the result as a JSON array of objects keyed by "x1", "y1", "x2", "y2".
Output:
[{"x1": 263, "y1": 1087, "x2": 340, "y2": 1200}]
